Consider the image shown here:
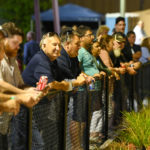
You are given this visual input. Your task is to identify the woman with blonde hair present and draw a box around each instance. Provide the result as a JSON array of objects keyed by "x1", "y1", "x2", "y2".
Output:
[
  {"x1": 139, "y1": 37, "x2": 150, "y2": 64},
  {"x1": 96, "y1": 25, "x2": 110, "y2": 42}
]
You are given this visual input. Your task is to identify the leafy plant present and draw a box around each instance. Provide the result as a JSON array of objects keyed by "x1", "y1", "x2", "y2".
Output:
[{"x1": 118, "y1": 107, "x2": 150, "y2": 149}]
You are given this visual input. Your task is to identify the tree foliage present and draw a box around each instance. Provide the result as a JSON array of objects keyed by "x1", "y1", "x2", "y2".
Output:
[{"x1": 0, "y1": 0, "x2": 62, "y2": 35}]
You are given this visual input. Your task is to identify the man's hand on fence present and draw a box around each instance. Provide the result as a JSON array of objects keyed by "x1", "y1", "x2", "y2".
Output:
[
  {"x1": 83, "y1": 75, "x2": 95, "y2": 85},
  {"x1": 118, "y1": 67, "x2": 126, "y2": 75},
  {"x1": 99, "y1": 71, "x2": 106, "y2": 79},
  {"x1": 93, "y1": 73, "x2": 101, "y2": 79},
  {"x1": 133, "y1": 62, "x2": 141, "y2": 70},
  {"x1": 72, "y1": 74, "x2": 86, "y2": 87},
  {"x1": 48, "y1": 81, "x2": 70, "y2": 91},
  {"x1": 127, "y1": 67, "x2": 137, "y2": 75},
  {"x1": 17, "y1": 92, "x2": 41, "y2": 108}
]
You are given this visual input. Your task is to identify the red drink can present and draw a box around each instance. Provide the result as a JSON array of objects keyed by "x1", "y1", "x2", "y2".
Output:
[
  {"x1": 36, "y1": 76, "x2": 48, "y2": 91},
  {"x1": 120, "y1": 64, "x2": 126, "y2": 68}
]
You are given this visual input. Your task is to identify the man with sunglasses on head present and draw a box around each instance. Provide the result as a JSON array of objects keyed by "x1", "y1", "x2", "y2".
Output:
[{"x1": 16, "y1": 31, "x2": 85, "y2": 150}]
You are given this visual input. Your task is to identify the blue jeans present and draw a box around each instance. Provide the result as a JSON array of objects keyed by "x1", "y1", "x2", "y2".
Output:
[
  {"x1": 10, "y1": 106, "x2": 44, "y2": 150},
  {"x1": 10, "y1": 94, "x2": 64, "y2": 150}
]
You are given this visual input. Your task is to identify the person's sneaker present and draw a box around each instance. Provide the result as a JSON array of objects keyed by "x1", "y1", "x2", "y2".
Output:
[
  {"x1": 90, "y1": 136, "x2": 103, "y2": 144},
  {"x1": 99, "y1": 139, "x2": 113, "y2": 149}
]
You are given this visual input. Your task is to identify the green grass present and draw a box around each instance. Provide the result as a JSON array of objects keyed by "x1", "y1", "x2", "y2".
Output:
[
  {"x1": 118, "y1": 107, "x2": 150, "y2": 149},
  {"x1": 90, "y1": 107, "x2": 150, "y2": 149}
]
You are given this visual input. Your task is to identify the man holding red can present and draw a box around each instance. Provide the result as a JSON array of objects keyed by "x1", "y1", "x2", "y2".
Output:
[{"x1": 16, "y1": 32, "x2": 85, "y2": 150}]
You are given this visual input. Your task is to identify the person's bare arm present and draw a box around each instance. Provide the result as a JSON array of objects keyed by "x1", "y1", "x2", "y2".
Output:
[
  {"x1": 0, "y1": 93, "x2": 15, "y2": 102},
  {"x1": 48, "y1": 81, "x2": 70, "y2": 91},
  {"x1": 48, "y1": 75, "x2": 86, "y2": 91},
  {"x1": 0, "y1": 91, "x2": 42, "y2": 107},
  {"x1": 0, "y1": 80, "x2": 25, "y2": 94},
  {"x1": 0, "y1": 99, "x2": 20, "y2": 115}
]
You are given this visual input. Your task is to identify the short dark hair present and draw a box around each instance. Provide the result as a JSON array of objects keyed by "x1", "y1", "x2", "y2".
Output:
[
  {"x1": 27, "y1": 31, "x2": 35, "y2": 40},
  {"x1": 60, "y1": 27, "x2": 79, "y2": 44},
  {"x1": 127, "y1": 31, "x2": 135, "y2": 37},
  {"x1": 2, "y1": 22, "x2": 24, "y2": 38},
  {"x1": 77, "y1": 25, "x2": 91, "y2": 37},
  {"x1": 115, "y1": 16, "x2": 125, "y2": 24}
]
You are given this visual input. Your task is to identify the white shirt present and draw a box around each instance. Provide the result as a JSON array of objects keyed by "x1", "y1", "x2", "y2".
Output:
[{"x1": 133, "y1": 25, "x2": 146, "y2": 45}]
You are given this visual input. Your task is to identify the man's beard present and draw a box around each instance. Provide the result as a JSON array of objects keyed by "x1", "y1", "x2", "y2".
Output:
[
  {"x1": 4, "y1": 44, "x2": 17, "y2": 57},
  {"x1": 114, "y1": 49, "x2": 121, "y2": 57}
]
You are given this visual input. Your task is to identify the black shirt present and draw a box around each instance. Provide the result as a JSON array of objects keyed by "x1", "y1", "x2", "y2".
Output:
[
  {"x1": 22, "y1": 50, "x2": 61, "y2": 87},
  {"x1": 57, "y1": 48, "x2": 81, "y2": 80},
  {"x1": 122, "y1": 42, "x2": 141, "y2": 62},
  {"x1": 109, "y1": 51, "x2": 127, "y2": 67}
]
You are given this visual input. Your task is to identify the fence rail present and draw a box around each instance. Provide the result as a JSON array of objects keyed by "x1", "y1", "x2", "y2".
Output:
[{"x1": 1, "y1": 62, "x2": 150, "y2": 150}]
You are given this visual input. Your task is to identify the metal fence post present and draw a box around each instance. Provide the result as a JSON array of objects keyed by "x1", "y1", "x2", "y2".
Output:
[
  {"x1": 63, "y1": 92, "x2": 69, "y2": 150},
  {"x1": 104, "y1": 76, "x2": 109, "y2": 141},
  {"x1": 87, "y1": 88, "x2": 92, "y2": 150},
  {"x1": 28, "y1": 108, "x2": 32, "y2": 150}
]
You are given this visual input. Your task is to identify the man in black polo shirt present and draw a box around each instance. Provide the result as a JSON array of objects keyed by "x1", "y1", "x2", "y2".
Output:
[
  {"x1": 58, "y1": 27, "x2": 92, "y2": 150},
  {"x1": 12, "y1": 32, "x2": 85, "y2": 150},
  {"x1": 122, "y1": 31, "x2": 142, "y2": 111},
  {"x1": 123, "y1": 31, "x2": 141, "y2": 62}
]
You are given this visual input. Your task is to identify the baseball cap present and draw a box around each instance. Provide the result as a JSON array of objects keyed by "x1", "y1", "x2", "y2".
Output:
[{"x1": 113, "y1": 32, "x2": 126, "y2": 43}]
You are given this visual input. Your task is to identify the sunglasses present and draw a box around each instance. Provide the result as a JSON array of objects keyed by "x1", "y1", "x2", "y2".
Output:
[
  {"x1": 65, "y1": 29, "x2": 73, "y2": 41},
  {"x1": 47, "y1": 32, "x2": 58, "y2": 37}
]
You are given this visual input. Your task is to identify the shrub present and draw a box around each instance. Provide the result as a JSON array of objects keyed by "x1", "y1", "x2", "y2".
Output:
[{"x1": 119, "y1": 107, "x2": 150, "y2": 149}]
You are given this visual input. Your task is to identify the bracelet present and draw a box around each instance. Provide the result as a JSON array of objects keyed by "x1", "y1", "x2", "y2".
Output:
[{"x1": 10, "y1": 96, "x2": 16, "y2": 100}]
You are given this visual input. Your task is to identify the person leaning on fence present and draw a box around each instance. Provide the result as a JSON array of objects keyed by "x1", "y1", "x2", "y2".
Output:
[
  {"x1": 76, "y1": 25, "x2": 105, "y2": 145},
  {"x1": 0, "y1": 22, "x2": 43, "y2": 150},
  {"x1": 109, "y1": 32, "x2": 139, "y2": 127},
  {"x1": 122, "y1": 31, "x2": 142, "y2": 111},
  {"x1": 58, "y1": 27, "x2": 93, "y2": 150},
  {"x1": 0, "y1": 28, "x2": 41, "y2": 115},
  {"x1": 91, "y1": 39, "x2": 122, "y2": 138},
  {"x1": 123, "y1": 31, "x2": 142, "y2": 62},
  {"x1": 139, "y1": 37, "x2": 150, "y2": 64},
  {"x1": 90, "y1": 40, "x2": 112, "y2": 141},
  {"x1": 0, "y1": 27, "x2": 21, "y2": 117},
  {"x1": 21, "y1": 32, "x2": 86, "y2": 150}
]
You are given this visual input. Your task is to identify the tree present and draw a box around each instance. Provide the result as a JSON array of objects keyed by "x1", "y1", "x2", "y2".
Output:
[{"x1": 0, "y1": 0, "x2": 62, "y2": 35}]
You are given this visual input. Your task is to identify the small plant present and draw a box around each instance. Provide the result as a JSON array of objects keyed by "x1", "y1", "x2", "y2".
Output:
[{"x1": 118, "y1": 107, "x2": 150, "y2": 149}]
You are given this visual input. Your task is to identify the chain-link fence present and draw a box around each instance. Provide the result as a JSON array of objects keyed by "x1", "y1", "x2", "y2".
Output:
[{"x1": 1, "y1": 63, "x2": 150, "y2": 150}]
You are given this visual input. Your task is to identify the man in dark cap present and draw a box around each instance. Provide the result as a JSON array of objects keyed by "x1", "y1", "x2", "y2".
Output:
[{"x1": 115, "y1": 16, "x2": 126, "y2": 33}]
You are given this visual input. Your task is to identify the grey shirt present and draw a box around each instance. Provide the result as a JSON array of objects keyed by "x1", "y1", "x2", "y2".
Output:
[{"x1": 0, "y1": 54, "x2": 24, "y2": 134}]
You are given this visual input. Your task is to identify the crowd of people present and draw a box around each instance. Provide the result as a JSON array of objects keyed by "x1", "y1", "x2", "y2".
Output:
[{"x1": 0, "y1": 16, "x2": 149, "y2": 150}]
